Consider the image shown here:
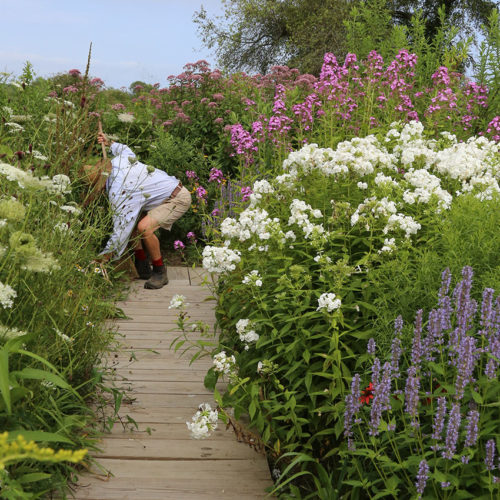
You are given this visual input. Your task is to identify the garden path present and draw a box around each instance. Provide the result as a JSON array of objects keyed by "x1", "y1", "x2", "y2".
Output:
[{"x1": 73, "y1": 267, "x2": 273, "y2": 500}]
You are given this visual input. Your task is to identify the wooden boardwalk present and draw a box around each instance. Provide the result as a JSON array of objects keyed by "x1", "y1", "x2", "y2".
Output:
[{"x1": 73, "y1": 267, "x2": 273, "y2": 500}]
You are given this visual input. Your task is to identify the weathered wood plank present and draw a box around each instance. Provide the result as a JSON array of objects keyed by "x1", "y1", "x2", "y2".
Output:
[{"x1": 98, "y1": 438, "x2": 262, "y2": 460}]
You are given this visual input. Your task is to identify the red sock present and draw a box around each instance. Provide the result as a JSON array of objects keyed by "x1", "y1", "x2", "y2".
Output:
[
  {"x1": 135, "y1": 248, "x2": 147, "y2": 260},
  {"x1": 152, "y1": 257, "x2": 163, "y2": 267}
]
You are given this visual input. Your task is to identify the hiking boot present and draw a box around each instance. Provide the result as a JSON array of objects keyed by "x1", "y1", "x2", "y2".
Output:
[
  {"x1": 134, "y1": 257, "x2": 152, "y2": 280},
  {"x1": 144, "y1": 265, "x2": 169, "y2": 289}
]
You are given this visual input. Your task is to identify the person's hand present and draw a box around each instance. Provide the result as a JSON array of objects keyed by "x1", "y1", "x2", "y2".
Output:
[{"x1": 97, "y1": 132, "x2": 111, "y2": 147}]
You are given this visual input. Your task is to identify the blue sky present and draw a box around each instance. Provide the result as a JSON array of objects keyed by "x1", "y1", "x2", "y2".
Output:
[{"x1": 0, "y1": 0, "x2": 224, "y2": 89}]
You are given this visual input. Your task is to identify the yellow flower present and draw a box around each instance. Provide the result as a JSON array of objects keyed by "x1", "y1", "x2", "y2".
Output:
[{"x1": 67, "y1": 290, "x2": 73, "y2": 297}]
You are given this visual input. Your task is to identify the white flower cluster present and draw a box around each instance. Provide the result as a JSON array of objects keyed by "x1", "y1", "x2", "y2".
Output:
[
  {"x1": 202, "y1": 246, "x2": 241, "y2": 273},
  {"x1": 117, "y1": 113, "x2": 135, "y2": 123},
  {"x1": 248, "y1": 179, "x2": 275, "y2": 206},
  {"x1": 0, "y1": 162, "x2": 72, "y2": 194},
  {"x1": 288, "y1": 199, "x2": 325, "y2": 239},
  {"x1": 317, "y1": 293, "x2": 342, "y2": 313},
  {"x1": 351, "y1": 196, "x2": 397, "y2": 227},
  {"x1": 242, "y1": 270, "x2": 263, "y2": 287},
  {"x1": 220, "y1": 208, "x2": 276, "y2": 241},
  {"x1": 169, "y1": 294, "x2": 187, "y2": 309},
  {"x1": 213, "y1": 351, "x2": 236, "y2": 375},
  {"x1": 383, "y1": 213, "x2": 422, "y2": 238},
  {"x1": 186, "y1": 403, "x2": 219, "y2": 439},
  {"x1": 403, "y1": 169, "x2": 452, "y2": 211},
  {"x1": 378, "y1": 238, "x2": 396, "y2": 254},
  {"x1": 0, "y1": 282, "x2": 16, "y2": 309},
  {"x1": 5, "y1": 122, "x2": 24, "y2": 133},
  {"x1": 236, "y1": 319, "x2": 259, "y2": 347}
]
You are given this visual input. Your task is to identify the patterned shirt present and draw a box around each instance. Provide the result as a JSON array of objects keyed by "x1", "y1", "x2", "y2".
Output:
[{"x1": 100, "y1": 142, "x2": 179, "y2": 258}]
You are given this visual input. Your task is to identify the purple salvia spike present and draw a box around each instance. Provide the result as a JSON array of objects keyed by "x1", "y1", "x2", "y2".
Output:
[
  {"x1": 442, "y1": 402, "x2": 461, "y2": 459},
  {"x1": 394, "y1": 315, "x2": 403, "y2": 336},
  {"x1": 404, "y1": 365, "x2": 420, "y2": 425},
  {"x1": 464, "y1": 408, "x2": 480, "y2": 447},
  {"x1": 485, "y1": 439, "x2": 496, "y2": 471},
  {"x1": 367, "y1": 338, "x2": 376, "y2": 355},
  {"x1": 455, "y1": 335, "x2": 478, "y2": 400},
  {"x1": 372, "y1": 357, "x2": 381, "y2": 388},
  {"x1": 431, "y1": 396, "x2": 447, "y2": 440},
  {"x1": 415, "y1": 459, "x2": 429, "y2": 497},
  {"x1": 485, "y1": 358, "x2": 497, "y2": 379},
  {"x1": 369, "y1": 362, "x2": 392, "y2": 436},
  {"x1": 438, "y1": 267, "x2": 452, "y2": 302}
]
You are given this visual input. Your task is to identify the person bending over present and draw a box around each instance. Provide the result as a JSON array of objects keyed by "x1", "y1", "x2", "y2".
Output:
[{"x1": 90, "y1": 132, "x2": 191, "y2": 289}]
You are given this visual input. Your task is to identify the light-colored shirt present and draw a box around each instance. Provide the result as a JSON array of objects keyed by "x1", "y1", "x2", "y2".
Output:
[{"x1": 100, "y1": 142, "x2": 180, "y2": 258}]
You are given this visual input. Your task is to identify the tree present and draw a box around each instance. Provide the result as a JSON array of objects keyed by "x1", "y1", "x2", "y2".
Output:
[
  {"x1": 194, "y1": 0, "x2": 354, "y2": 75},
  {"x1": 194, "y1": 0, "x2": 499, "y2": 74}
]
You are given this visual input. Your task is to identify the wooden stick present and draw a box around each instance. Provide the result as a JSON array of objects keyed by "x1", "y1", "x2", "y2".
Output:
[{"x1": 98, "y1": 119, "x2": 107, "y2": 159}]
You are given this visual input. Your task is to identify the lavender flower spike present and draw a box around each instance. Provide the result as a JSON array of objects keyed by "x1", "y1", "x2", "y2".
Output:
[
  {"x1": 431, "y1": 396, "x2": 447, "y2": 441},
  {"x1": 464, "y1": 409, "x2": 479, "y2": 447},
  {"x1": 415, "y1": 459, "x2": 429, "y2": 497},
  {"x1": 442, "y1": 402, "x2": 461, "y2": 459},
  {"x1": 344, "y1": 374, "x2": 361, "y2": 448},
  {"x1": 404, "y1": 365, "x2": 420, "y2": 425},
  {"x1": 369, "y1": 362, "x2": 392, "y2": 436},
  {"x1": 367, "y1": 338, "x2": 376, "y2": 355},
  {"x1": 485, "y1": 439, "x2": 496, "y2": 471}
]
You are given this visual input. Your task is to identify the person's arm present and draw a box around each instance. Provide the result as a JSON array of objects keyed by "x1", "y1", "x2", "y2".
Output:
[{"x1": 98, "y1": 133, "x2": 136, "y2": 159}]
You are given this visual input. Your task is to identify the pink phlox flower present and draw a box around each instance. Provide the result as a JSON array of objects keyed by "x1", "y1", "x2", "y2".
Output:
[
  {"x1": 196, "y1": 186, "x2": 207, "y2": 199},
  {"x1": 174, "y1": 240, "x2": 185, "y2": 250},
  {"x1": 185, "y1": 170, "x2": 198, "y2": 180},
  {"x1": 187, "y1": 231, "x2": 197, "y2": 242},
  {"x1": 240, "y1": 186, "x2": 253, "y2": 202},
  {"x1": 208, "y1": 168, "x2": 225, "y2": 184}
]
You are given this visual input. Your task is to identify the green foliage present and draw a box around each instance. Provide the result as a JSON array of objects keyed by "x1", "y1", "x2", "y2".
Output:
[
  {"x1": 368, "y1": 195, "x2": 500, "y2": 352},
  {"x1": 343, "y1": 269, "x2": 500, "y2": 498}
]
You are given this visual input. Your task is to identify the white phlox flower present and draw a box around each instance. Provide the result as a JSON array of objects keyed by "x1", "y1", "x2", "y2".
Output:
[
  {"x1": 288, "y1": 199, "x2": 325, "y2": 238},
  {"x1": 317, "y1": 292, "x2": 342, "y2": 312},
  {"x1": 220, "y1": 208, "x2": 274, "y2": 242},
  {"x1": 186, "y1": 403, "x2": 219, "y2": 439},
  {"x1": 242, "y1": 270, "x2": 263, "y2": 287},
  {"x1": 378, "y1": 238, "x2": 396, "y2": 254},
  {"x1": 202, "y1": 246, "x2": 241, "y2": 273},
  {"x1": 213, "y1": 351, "x2": 236, "y2": 375},
  {"x1": 383, "y1": 213, "x2": 421, "y2": 238},
  {"x1": 236, "y1": 318, "x2": 259, "y2": 345},
  {"x1": 169, "y1": 294, "x2": 187, "y2": 309}
]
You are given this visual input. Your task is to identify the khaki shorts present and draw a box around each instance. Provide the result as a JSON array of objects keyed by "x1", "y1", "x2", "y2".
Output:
[{"x1": 148, "y1": 186, "x2": 191, "y2": 230}]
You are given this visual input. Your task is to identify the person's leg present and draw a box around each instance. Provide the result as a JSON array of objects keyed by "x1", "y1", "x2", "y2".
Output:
[
  {"x1": 137, "y1": 215, "x2": 168, "y2": 289},
  {"x1": 130, "y1": 224, "x2": 152, "y2": 279}
]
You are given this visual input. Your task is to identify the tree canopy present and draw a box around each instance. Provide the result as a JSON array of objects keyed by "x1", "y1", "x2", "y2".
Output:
[{"x1": 194, "y1": 0, "x2": 499, "y2": 74}]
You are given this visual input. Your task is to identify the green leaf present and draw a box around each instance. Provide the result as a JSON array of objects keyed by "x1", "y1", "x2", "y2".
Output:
[
  {"x1": 7, "y1": 430, "x2": 74, "y2": 445},
  {"x1": 12, "y1": 368, "x2": 70, "y2": 389},
  {"x1": 203, "y1": 368, "x2": 217, "y2": 391},
  {"x1": 471, "y1": 389, "x2": 483, "y2": 404},
  {"x1": 18, "y1": 472, "x2": 52, "y2": 484},
  {"x1": 0, "y1": 349, "x2": 11, "y2": 414}
]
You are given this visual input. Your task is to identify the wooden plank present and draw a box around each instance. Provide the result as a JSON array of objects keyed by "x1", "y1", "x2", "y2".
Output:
[
  {"x1": 105, "y1": 423, "x2": 242, "y2": 441},
  {"x1": 104, "y1": 368, "x2": 210, "y2": 381},
  {"x1": 73, "y1": 476, "x2": 271, "y2": 500},
  {"x1": 98, "y1": 438, "x2": 262, "y2": 460},
  {"x1": 85, "y1": 458, "x2": 270, "y2": 478}
]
